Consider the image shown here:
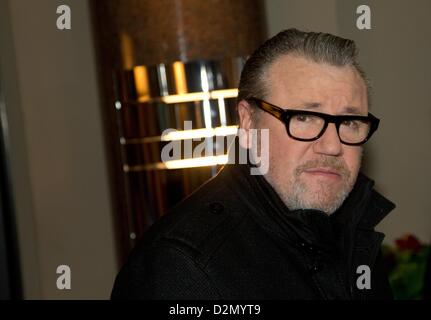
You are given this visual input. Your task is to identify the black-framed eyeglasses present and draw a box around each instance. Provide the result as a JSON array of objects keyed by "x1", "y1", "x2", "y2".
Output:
[{"x1": 249, "y1": 98, "x2": 380, "y2": 146}]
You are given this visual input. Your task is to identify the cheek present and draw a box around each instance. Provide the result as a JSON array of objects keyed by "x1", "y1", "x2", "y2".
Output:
[
  {"x1": 259, "y1": 115, "x2": 311, "y2": 176},
  {"x1": 268, "y1": 127, "x2": 310, "y2": 173},
  {"x1": 343, "y1": 147, "x2": 362, "y2": 174}
]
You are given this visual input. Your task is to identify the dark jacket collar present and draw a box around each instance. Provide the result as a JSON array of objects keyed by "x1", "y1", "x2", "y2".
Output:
[{"x1": 219, "y1": 139, "x2": 395, "y2": 251}]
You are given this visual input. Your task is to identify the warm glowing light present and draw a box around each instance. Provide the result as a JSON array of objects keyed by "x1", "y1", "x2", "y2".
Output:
[
  {"x1": 173, "y1": 62, "x2": 188, "y2": 94},
  {"x1": 210, "y1": 89, "x2": 238, "y2": 100},
  {"x1": 123, "y1": 155, "x2": 229, "y2": 172},
  {"x1": 164, "y1": 155, "x2": 229, "y2": 169},
  {"x1": 133, "y1": 66, "x2": 150, "y2": 101},
  {"x1": 159, "y1": 89, "x2": 238, "y2": 104},
  {"x1": 121, "y1": 125, "x2": 238, "y2": 145},
  {"x1": 161, "y1": 92, "x2": 209, "y2": 104},
  {"x1": 214, "y1": 126, "x2": 238, "y2": 136},
  {"x1": 160, "y1": 125, "x2": 238, "y2": 141},
  {"x1": 133, "y1": 88, "x2": 238, "y2": 104}
]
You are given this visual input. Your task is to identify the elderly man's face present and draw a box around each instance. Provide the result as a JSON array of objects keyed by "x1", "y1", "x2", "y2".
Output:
[{"x1": 239, "y1": 55, "x2": 368, "y2": 214}]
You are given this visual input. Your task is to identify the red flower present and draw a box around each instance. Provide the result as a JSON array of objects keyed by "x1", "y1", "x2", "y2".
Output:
[{"x1": 395, "y1": 234, "x2": 422, "y2": 252}]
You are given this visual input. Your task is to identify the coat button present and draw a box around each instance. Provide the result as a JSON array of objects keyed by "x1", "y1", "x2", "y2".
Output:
[{"x1": 209, "y1": 202, "x2": 224, "y2": 214}]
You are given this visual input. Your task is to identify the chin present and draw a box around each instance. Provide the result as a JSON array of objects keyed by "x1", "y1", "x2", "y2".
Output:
[
  {"x1": 304, "y1": 198, "x2": 343, "y2": 215},
  {"x1": 299, "y1": 184, "x2": 349, "y2": 214},
  {"x1": 302, "y1": 181, "x2": 340, "y2": 198}
]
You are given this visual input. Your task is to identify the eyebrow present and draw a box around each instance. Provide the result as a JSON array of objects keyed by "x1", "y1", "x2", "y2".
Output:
[{"x1": 300, "y1": 102, "x2": 364, "y2": 115}]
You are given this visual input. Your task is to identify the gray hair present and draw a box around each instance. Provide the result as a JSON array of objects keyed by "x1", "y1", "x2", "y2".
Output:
[{"x1": 237, "y1": 28, "x2": 371, "y2": 120}]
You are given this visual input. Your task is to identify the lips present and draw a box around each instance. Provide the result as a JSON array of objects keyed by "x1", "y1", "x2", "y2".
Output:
[{"x1": 303, "y1": 167, "x2": 341, "y2": 177}]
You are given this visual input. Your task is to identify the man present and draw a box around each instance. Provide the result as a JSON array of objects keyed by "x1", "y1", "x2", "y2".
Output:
[{"x1": 111, "y1": 29, "x2": 395, "y2": 299}]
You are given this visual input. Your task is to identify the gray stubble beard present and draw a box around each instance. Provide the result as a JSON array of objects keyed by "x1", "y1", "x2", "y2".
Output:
[{"x1": 266, "y1": 155, "x2": 361, "y2": 215}]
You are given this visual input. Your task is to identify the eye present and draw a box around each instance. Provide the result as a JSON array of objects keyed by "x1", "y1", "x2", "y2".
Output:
[
  {"x1": 342, "y1": 119, "x2": 360, "y2": 129},
  {"x1": 294, "y1": 114, "x2": 312, "y2": 122}
]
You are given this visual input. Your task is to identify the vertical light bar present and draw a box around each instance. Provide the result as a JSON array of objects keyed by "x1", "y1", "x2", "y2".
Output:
[
  {"x1": 218, "y1": 97, "x2": 227, "y2": 127},
  {"x1": 157, "y1": 63, "x2": 169, "y2": 96},
  {"x1": 133, "y1": 66, "x2": 150, "y2": 101},
  {"x1": 200, "y1": 64, "x2": 212, "y2": 129},
  {"x1": 203, "y1": 100, "x2": 212, "y2": 129},
  {"x1": 199, "y1": 64, "x2": 214, "y2": 165},
  {"x1": 172, "y1": 61, "x2": 188, "y2": 94},
  {"x1": 200, "y1": 64, "x2": 209, "y2": 93}
]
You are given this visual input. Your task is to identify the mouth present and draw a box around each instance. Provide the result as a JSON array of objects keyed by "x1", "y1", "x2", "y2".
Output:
[{"x1": 303, "y1": 167, "x2": 341, "y2": 178}]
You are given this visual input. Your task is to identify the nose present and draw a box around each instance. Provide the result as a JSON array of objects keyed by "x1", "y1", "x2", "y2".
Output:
[{"x1": 312, "y1": 123, "x2": 342, "y2": 156}]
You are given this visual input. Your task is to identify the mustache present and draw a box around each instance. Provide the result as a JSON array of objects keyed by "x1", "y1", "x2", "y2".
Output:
[{"x1": 294, "y1": 157, "x2": 351, "y2": 180}]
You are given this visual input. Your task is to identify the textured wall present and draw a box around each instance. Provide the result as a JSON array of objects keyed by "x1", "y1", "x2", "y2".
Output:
[{"x1": 93, "y1": 0, "x2": 267, "y2": 68}]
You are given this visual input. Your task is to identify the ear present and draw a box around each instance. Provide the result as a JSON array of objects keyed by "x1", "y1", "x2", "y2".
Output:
[{"x1": 237, "y1": 100, "x2": 253, "y2": 149}]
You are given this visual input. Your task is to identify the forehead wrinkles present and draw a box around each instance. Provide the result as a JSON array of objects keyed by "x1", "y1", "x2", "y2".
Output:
[
  {"x1": 266, "y1": 56, "x2": 367, "y2": 109},
  {"x1": 296, "y1": 78, "x2": 362, "y2": 108}
]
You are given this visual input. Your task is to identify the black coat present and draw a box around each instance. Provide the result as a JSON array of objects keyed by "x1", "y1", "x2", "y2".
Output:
[{"x1": 111, "y1": 162, "x2": 395, "y2": 300}]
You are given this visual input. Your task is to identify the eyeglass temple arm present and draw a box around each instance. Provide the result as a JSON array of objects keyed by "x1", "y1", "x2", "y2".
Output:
[{"x1": 255, "y1": 100, "x2": 285, "y2": 119}]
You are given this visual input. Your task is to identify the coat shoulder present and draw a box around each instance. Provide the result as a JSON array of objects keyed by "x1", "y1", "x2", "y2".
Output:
[{"x1": 134, "y1": 167, "x2": 248, "y2": 265}]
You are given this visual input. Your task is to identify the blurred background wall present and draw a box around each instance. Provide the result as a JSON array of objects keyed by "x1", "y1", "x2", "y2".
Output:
[
  {"x1": 0, "y1": 0, "x2": 117, "y2": 299},
  {"x1": 0, "y1": 0, "x2": 429, "y2": 299}
]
